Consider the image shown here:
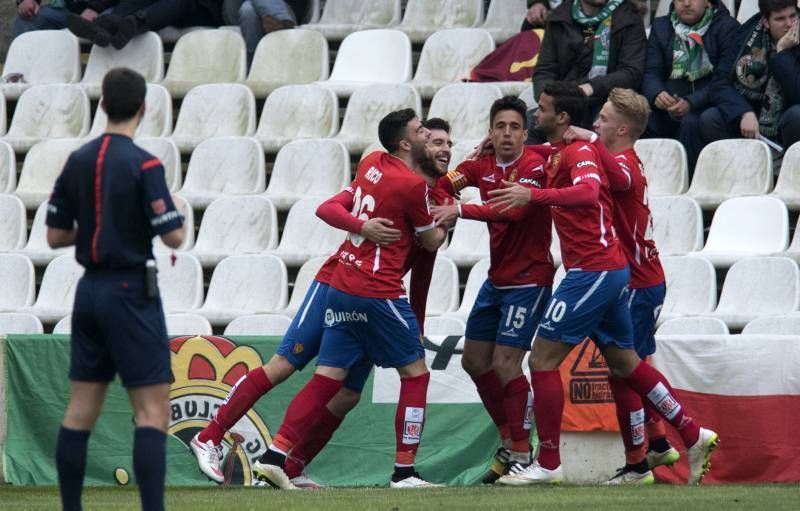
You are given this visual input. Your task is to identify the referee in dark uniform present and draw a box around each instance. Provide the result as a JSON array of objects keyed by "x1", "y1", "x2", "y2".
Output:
[{"x1": 47, "y1": 68, "x2": 184, "y2": 511}]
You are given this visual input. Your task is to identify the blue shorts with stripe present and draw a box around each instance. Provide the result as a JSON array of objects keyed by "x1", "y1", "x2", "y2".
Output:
[
  {"x1": 465, "y1": 280, "x2": 551, "y2": 350},
  {"x1": 535, "y1": 267, "x2": 634, "y2": 349},
  {"x1": 275, "y1": 280, "x2": 372, "y2": 392},
  {"x1": 318, "y1": 287, "x2": 425, "y2": 370},
  {"x1": 628, "y1": 283, "x2": 666, "y2": 359}
]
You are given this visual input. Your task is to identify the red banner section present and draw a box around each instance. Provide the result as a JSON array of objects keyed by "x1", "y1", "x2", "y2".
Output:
[{"x1": 470, "y1": 29, "x2": 544, "y2": 83}]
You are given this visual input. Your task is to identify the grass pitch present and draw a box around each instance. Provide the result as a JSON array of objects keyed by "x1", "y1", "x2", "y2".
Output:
[{"x1": 1, "y1": 484, "x2": 798, "y2": 510}]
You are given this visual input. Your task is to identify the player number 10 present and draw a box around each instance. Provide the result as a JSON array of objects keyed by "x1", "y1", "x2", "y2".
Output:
[{"x1": 544, "y1": 299, "x2": 567, "y2": 323}]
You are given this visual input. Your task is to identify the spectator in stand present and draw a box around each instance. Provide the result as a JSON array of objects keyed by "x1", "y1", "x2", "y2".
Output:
[
  {"x1": 13, "y1": 0, "x2": 116, "y2": 37},
  {"x1": 528, "y1": 0, "x2": 647, "y2": 143},
  {"x1": 223, "y1": 0, "x2": 310, "y2": 62},
  {"x1": 641, "y1": 0, "x2": 741, "y2": 172},
  {"x1": 522, "y1": 0, "x2": 559, "y2": 29}
]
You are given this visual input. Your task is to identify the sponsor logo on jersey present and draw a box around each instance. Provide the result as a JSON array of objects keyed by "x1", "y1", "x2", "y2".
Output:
[
  {"x1": 518, "y1": 177, "x2": 542, "y2": 187},
  {"x1": 325, "y1": 308, "x2": 369, "y2": 326},
  {"x1": 402, "y1": 407, "x2": 424, "y2": 444},
  {"x1": 577, "y1": 144, "x2": 593, "y2": 152},
  {"x1": 575, "y1": 160, "x2": 597, "y2": 169},
  {"x1": 482, "y1": 174, "x2": 497, "y2": 183}
]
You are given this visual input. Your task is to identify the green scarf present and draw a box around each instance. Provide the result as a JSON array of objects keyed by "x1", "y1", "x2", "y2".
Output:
[
  {"x1": 670, "y1": 7, "x2": 715, "y2": 81},
  {"x1": 571, "y1": 0, "x2": 624, "y2": 79},
  {"x1": 733, "y1": 19, "x2": 784, "y2": 137}
]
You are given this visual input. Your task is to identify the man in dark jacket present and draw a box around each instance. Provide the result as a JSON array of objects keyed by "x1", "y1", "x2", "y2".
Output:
[
  {"x1": 641, "y1": 0, "x2": 741, "y2": 171},
  {"x1": 14, "y1": 0, "x2": 115, "y2": 37},
  {"x1": 528, "y1": 0, "x2": 646, "y2": 142}
]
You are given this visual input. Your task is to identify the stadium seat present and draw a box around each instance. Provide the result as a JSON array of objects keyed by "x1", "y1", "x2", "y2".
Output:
[
  {"x1": 445, "y1": 257, "x2": 489, "y2": 321},
  {"x1": 135, "y1": 137, "x2": 181, "y2": 191},
  {"x1": 2, "y1": 85, "x2": 90, "y2": 153},
  {"x1": 658, "y1": 256, "x2": 717, "y2": 323},
  {"x1": 0, "y1": 142, "x2": 11, "y2": 193},
  {"x1": 742, "y1": 315, "x2": 800, "y2": 335},
  {"x1": 157, "y1": 26, "x2": 209, "y2": 44},
  {"x1": 785, "y1": 219, "x2": 800, "y2": 262},
  {"x1": 441, "y1": 214, "x2": 490, "y2": 266},
  {"x1": 688, "y1": 139, "x2": 772, "y2": 208},
  {"x1": 649, "y1": 196, "x2": 704, "y2": 255},
  {"x1": 192, "y1": 254, "x2": 288, "y2": 325},
  {"x1": 410, "y1": 28, "x2": 495, "y2": 99},
  {"x1": 736, "y1": 0, "x2": 759, "y2": 22},
  {"x1": 633, "y1": 139, "x2": 689, "y2": 195},
  {"x1": 281, "y1": 256, "x2": 327, "y2": 317},
  {"x1": 655, "y1": 317, "x2": 730, "y2": 336},
  {"x1": 170, "y1": 83, "x2": 256, "y2": 153},
  {"x1": 255, "y1": 85, "x2": 339, "y2": 152},
  {"x1": 0, "y1": 313, "x2": 44, "y2": 335},
  {"x1": 397, "y1": 0, "x2": 485, "y2": 44},
  {"x1": 448, "y1": 139, "x2": 482, "y2": 171},
  {"x1": 482, "y1": 0, "x2": 528, "y2": 43},
  {"x1": 224, "y1": 314, "x2": 293, "y2": 336},
  {"x1": 80, "y1": 32, "x2": 164, "y2": 99},
  {"x1": 23, "y1": 254, "x2": 84, "y2": 323},
  {"x1": 518, "y1": 85, "x2": 536, "y2": 110},
  {"x1": 17, "y1": 201, "x2": 72, "y2": 265},
  {"x1": 178, "y1": 137, "x2": 266, "y2": 208},
  {"x1": 704, "y1": 257, "x2": 800, "y2": 329},
  {"x1": 267, "y1": 197, "x2": 347, "y2": 266},
  {"x1": 52, "y1": 316, "x2": 70, "y2": 334},
  {"x1": 161, "y1": 29, "x2": 247, "y2": 98},
  {"x1": 155, "y1": 252, "x2": 204, "y2": 313},
  {"x1": 301, "y1": 0, "x2": 402, "y2": 41},
  {"x1": 360, "y1": 141, "x2": 386, "y2": 161},
  {"x1": 15, "y1": 138, "x2": 84, "y2": 209},
  {"x1": 402, "y1": 256, "x2": 460, "y2": 315},
  {"x1": 771, "y1": 142, "x2": 800, "y2": 210},
  {"x1": 333, "y1": 83, "x2": 422, "y2": 153},
  {"x1": 0, "y1": 93, "x2": 6, "y2": 136},
  {"x1": 165, "y1": 313, "x2": 213, "y2": 336},
  {"x1": 315, "y1": 29, "x2": 412, "y2": 98},
  {"x1": 0, "y1": 253, "x2": 36, "y2": 311},
  {"x1": 263, "y1": 139, "x2": 350, "y2": 211},
  {"x1": 0, "y1": 195, "x2": 26, "y2": 251},
  {"x1": 552, "y1": 264, "x2": 567, "y2": 290},
  {"x1": 424, "y1": 316, "x2": 466, "y2": 336},
  {"x1": 691, "y1": 196, "x2": 789, "y2": 268},
  {"x1": 428, "y1": 83, "x2": 504, "y2": 142},
  {"x1": 89, "y1": 84, "x2": 172, "y2": 138},
  {"x1": 189, "y1": 196, "x2": 279, "y2": 267},
  {"x1": 0, "y1": 30, "x2": 81, "y2": 100},
  {"x1": 153, "y1": 194, "x2": 195, "y2": 252},
  {"x1": 245, "y1": 29, "x2": 329, "y2": 98},
  {"x1": 550, "y1": 224, "x2": 561, "y2": 267}
]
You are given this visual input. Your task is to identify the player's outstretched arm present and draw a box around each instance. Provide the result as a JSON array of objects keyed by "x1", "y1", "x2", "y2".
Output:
[
  {"x1": 563, "y1": 126, "x2": 631, "y2": 191},
  {"x1": 317, "y1": 190, "x2": 402, "y2": 243}
]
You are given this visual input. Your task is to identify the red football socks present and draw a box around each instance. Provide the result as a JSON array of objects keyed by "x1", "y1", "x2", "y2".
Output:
[
  {"x1": 608, "y1": 376, "x2": 647, "y2": 465},
  {"x1": 504, "y1": 375, "x2": 532, "y2": 454},
  {"x1": 284, "y1": 406, "x2": 344, "y2": 479},
  {"x1": 645, "y1": 402, "x2": 667, "y2": 443},
  {"x1": 532, "y1": 370, "x2": 563, "y2": 469},
  {"x1": 394, "y1": 372, "x2": 430, "y2": 466},
  {"x1": 274, "y1": 374, "x2": 343, "y2": 450},
  {"x1": 471, "y1": 370, "x2": 510, "y2": 441},
  {"x1": 199, "y1": 367, "x2": 273, "y2": 445}
]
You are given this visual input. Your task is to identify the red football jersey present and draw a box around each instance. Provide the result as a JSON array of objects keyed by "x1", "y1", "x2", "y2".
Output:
[
  {"x1": 610, "y1": 148, "x2": 665, "y2": 288},
  {"x1": 439, "y1": 147, "x2": 554, "y2": 287},
  {"x1": 545, "y1": 141, "x2": 626, "y2": 271},
  {"x1": 330, "y1": 152, "x2": 436, "y2": 299}
]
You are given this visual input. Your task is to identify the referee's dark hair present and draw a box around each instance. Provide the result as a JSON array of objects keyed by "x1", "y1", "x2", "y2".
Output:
[
  {"x1": 101, "y1": 68, "x2": 147, "y2": 123},
  {"x1": 378, "y1": 108, "x2": 418, "y2": 153}
]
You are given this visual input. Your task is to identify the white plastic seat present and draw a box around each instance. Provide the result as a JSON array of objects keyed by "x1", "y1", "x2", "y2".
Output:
[
  {"x1": 2, "y1": 85, "x2": 90, "y2": 152},
  {"x1": 482, "y1": 0, "x2": 528, "y2": 42},
  {"x1": 0, "y1": 93, "x2": 6, "y2": 136},
  {"x1": 659, "y1": 256, "x2": 717, "y2": 324},
  {"x1": 741, "y1": 315, "x2": 800, "y2": 335},
  {"x1": 518, "y1": 85, "x2": 536, "y2": 110},
  {"x1": 0, "y1": 30, "x2": 81, "y2": 100},
  {"x1": 0, "y1": 253, "x2": 36, "y2": 311},
  {"x1": 170, "y1": 84, "x2": 256, "y2": 153},
  {"x1": 445, "y1": 257, "x2": 489, "y2": 321},
  {"x1": 135, "y1": 137, "x2": 182, "y2": 191},
  {"x1": 410, "y1": 28, "x2": 495, "y2": 99},
  {"x1": 705, "y1": 257, "x2": 800, "y2": 329},
  {"x1": 255, "y1": 85, "x2": 339, "y2": 152},
  {"x1": 23, "y1": 254, "x2": 84, "y2": 323},
  {"x1": 428, "y1": 83, "x2": 503, "y2": 142},
  {"x1": 155, "y1": 252, "x2": 204, "y2": 313},
  {"x1": 165, "y1": 313, "x2": 212, "y2": 335},
  {"x1": 192, "y1": 254, "x2": 288, "y2": 325},
  {"x1": 771, "y1": 142, "x2": 800, "y2": 210},
  {"x1": 397, "y1": 0, "x2": 485, "y2": 44},
  {"x1": 280, "y1": 256, "x2": 328, "y2": 317},
  {"x1": 189, "y1": 196, "x2": 278, "y2": 267},
  {"x1": 90, "y1": 84, "x2": 172, "y2": 138},
  {"x1": 441, "y1": 214, "x2": 490, "y2": 266},
  {"x1": 549, "y1": 223, "x2": 561, "y2": 267},
  {"x1": 15, "y1": 138, "x2": 84, "y2": 209},
  {"x1": 245, "y1": 29, "x2": 329, "y2": 98},
  {"x1": 263, "y1": 139, "x2": 350, "y2": 211},
  {"x1": 634, "y1": 139, "x2": 689, "y2": 195},
  {"x1": 157, "y1": 26, "x2": 211, "y2": 44},
  {"x1": 333, "y1": 83, "x2": 422, "y2": 153},
  {"x1": 424, "y1": 316, "x2": 466, "y2": 336},
  {"x1": 552, "y1": 264, "x2": 567, "y2": 290},
  {"x1": 52, "y1": 316, "x2": 71, "y2": 334},
  {"x1": 0, "y1": 313, "x2": 44, "y2": 334},
  {"x1": 786, "y1": 218, "x2": 800, "y2": 262},
  {"x1": 0, "y1": 195, "x2": 27, "y2": 251},
  {"x1": 315, "y1": 29, "x2": 412, "y2": 98},
  {"x1": 80, "y1": 32, "x2": 165, "y2": 99},
  {"x1": 267, "y1": 197, "x2": 348, "y2": 266},
  {"x1": 161, "y1": 29, "x2": 246, "y2": 98},
  {"x1": 649, "y1": 196, "x2": 704, "y2": 256},
  {"x1": 17, "y1": 201, "x2": 73, "y2": 266},
  {"x1": 736, "y1": 0, "x2": 759, "y2": 22},
  {"x1": 224, "y1": 314, "x2": 293, "y2": 336},
  {"x1": 691, "y1": 196, "x2": 789, "y2": 268},
  {"x1": 301, "y1": 0, "x2": 402, "y2": 41},
  {"x1": 688, "y1": 139, "x2": 772, "y2": 208},
  {"x1": 153, "y1": 195, "x2": 195, "y2": 252},
  {"x1": 448, "y1": 139, "x2": 482, "y2": 171},
  {"x1": 402, "y1": 256, "x2": 460, "y2": 315},
  {"x1": 360, "y1": 142, "x2": 385, "y2": 161},
  {"x1": 178, "y1": 137, "x2": 265, "y2": 208},
  {"x1": 655, "y1": 317, "x2": 730, "y2": 336}
]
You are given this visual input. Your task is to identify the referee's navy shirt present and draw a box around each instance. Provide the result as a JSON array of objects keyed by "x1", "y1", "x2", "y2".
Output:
[{"x1": 46, "y1": 133, "x2": 183, "y2": 270}]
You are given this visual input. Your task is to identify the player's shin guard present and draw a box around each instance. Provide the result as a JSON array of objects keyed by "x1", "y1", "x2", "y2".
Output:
[
  {"x1": 56, "y1": 426, "x2": 89, "y2": 511},
  {"x1": 472, "y1": 370, "x2": 510, "y2": 441},
  {"x1": 284, "y1": 406, "x2": 343, "y2": 479},
  {"x1": 272, "y1": 374, "x2": 343, "y2": 454},
  {"x1": 531, "y1": 371, "x2": 563, "y2": 470},
  {"x1": 133, "y1": 427, "x2": 166, "y2": 511},
  {"x1": 394, "y1": 372, "x2": 430, "y2": 467},
  {"x1": 504, "y1": 375, "x2": 533, "y2": 456},
  {"x1": 608, "y1": 376, "x2": 647, "y2": 465},
  {"x1": 199, "y1": 367, "x2": 273, "y2": 445},
  {"x1": 624, "y1": 361, "x2": 700, "y2": 448}
]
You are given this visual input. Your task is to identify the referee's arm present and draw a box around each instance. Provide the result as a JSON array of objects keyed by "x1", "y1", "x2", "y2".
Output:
[
  {"x1": 142, "y1": 159, "x2": 184, "y2": 249},
  {"x1": 46, "y1": 159, "x2": 77, "y2": 249}
]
